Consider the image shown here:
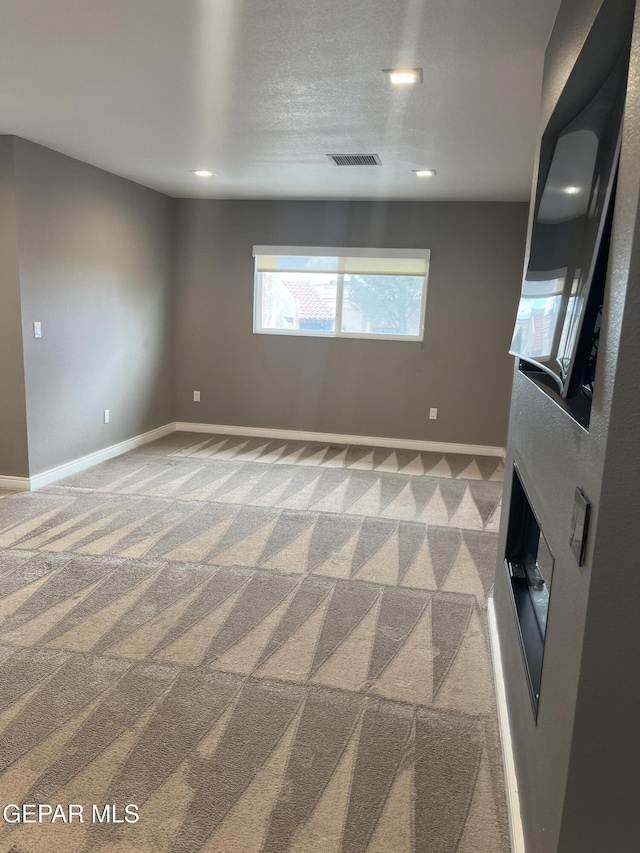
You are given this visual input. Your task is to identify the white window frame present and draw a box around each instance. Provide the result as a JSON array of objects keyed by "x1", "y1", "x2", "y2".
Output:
[{"x1": 252, "y1": 246, "x2": 430, "y2": 342}]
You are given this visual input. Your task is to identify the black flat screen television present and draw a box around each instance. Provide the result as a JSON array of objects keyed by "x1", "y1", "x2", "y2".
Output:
[{"x1": 510, "y1": 40, "x2": 630, "y2": 400}]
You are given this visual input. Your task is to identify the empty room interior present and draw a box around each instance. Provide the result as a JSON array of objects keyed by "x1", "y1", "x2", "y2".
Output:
[{"x1": 1, "y1": 0, "x2": 639, "y2": 851}]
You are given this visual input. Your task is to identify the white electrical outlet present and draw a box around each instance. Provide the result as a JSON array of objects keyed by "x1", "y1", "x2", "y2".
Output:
[
  {"x1": 429, "y1": 407, "x2": 438, "y2": 420},
  {"x1": 33, "y1": 321, "x2": 42, "y2": 339},
  {"x1": 193, "y1": 391, "x2": 201, "y2": 402},
  {"x1": 104, "y1": 409, "x2": 110, "y2": 424}
]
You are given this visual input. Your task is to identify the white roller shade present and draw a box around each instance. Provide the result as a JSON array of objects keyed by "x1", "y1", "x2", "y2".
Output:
[{"x1": 253, "y1": 247, "x2": 430, "y2": 276}]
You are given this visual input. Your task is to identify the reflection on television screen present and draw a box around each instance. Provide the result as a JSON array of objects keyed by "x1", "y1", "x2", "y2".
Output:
[
  {"x1": 510, "y1": 48, "x2": 628, "y2": 399},
  {"x1": 512, "y1": 272, "x2": 565, "y2": 360}
]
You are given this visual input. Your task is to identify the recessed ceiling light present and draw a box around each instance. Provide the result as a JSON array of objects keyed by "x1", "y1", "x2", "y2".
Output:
[
  {"x1": 564, "y1": 185, "x2": 580, "y2": 194},
  {"x1": 413, "y1": 169, "x2": 436, "y2": 178},
  {"x1": 383, "y1": 68, "x2": 424, "y2": 85},
  {"x1": 191, "y1": 170, "x2": 215, "y2": 177}
]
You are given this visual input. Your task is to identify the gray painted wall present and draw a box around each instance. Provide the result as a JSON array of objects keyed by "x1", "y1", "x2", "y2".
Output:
[
  {"x1": 556, "y1": 2, "x2": 640, "y2": 847},
  {"x1": 0, "y1": 138, "x2": 29, "y2": 477},
  {"x1": 173, "y1": 200, "x2": 528, "y2": 447},
  {"x1": 493, "y1": 1, "x2": 640, "y2": 851},
  {"x1": 9, "y1": 137, "x2": 175, "y2": 476}
]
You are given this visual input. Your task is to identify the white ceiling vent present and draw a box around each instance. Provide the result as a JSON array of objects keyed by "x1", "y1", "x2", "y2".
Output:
[{"x1": 327, "y1": 154, "x2": 382, "y2": 166}]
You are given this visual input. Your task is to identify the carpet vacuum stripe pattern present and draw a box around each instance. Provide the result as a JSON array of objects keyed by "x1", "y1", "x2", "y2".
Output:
[{"x1": 0, "y1": 432, "x2": 509, "y2": 853}]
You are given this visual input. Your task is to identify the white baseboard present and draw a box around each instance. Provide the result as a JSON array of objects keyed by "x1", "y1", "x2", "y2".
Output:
[
  {"x1": 175, "y1": 422, "x2": 505, "y2": 459},
  {"x1": 17, "y1": 423, "x2": 175, "y2": 491},
  {"x1": 488, "y1": 597, "x2": 526, "y2": 853},
  {"x1": 0, "y1": 475, "x2": 31, "y2": 492},
  {"x1": 2, "y1": 421, "x2": 504, "y2": 492}
]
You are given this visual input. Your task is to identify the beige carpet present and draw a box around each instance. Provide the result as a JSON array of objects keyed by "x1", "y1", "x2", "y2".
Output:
[{"x1": 0, "y1": 432, "x2": 509, "y2": 853}]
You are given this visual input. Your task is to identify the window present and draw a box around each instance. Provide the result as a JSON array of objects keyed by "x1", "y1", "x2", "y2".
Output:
[{"x1": 253, "y1": 246, "x2": 430, "y2": 341}]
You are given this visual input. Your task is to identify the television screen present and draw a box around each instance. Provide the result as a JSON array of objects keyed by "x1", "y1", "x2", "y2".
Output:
[{"x1": 510, "y1": 48, "x2": 629, "y2": 398}]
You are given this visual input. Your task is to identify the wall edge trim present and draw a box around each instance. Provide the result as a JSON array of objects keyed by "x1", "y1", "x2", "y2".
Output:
[
  {"x1": 488, "y1": 596, "x2": 526, "y2": 853},
  {"x1": 175, "y1": 422, "x2": 506, "y2": 458},
  {"x1": 3, "y1": 421, "x2": 506, "y2": 490},
  {"x1": 0, "y1": 475, "x2": 31, "y2": 492},
  {"x1": 26, "y1": 423, "x2": 176, "y2": 490}
]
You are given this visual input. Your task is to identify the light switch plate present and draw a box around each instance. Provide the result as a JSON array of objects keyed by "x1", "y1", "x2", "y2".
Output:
[
  {"x1": 33, "y1": 321, "x2": 42, "y2": 339},
  {"x1": 570, "y1": 487, "x2": 590, "y2": 566}
]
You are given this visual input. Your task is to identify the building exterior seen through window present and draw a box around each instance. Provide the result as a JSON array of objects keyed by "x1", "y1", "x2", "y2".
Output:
[{"x1": 253, "y1": 247, "x2": 430, "y2": 341}]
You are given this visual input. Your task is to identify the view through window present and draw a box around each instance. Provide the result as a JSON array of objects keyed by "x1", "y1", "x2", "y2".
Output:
[{"x1": 253, "y1": 247, "x2": 430, "y2": 341}]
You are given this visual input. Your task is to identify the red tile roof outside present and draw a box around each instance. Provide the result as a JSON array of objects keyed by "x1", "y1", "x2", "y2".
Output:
[{"x1": 281, "y1": 280, "x2": 334, "y2": 320}]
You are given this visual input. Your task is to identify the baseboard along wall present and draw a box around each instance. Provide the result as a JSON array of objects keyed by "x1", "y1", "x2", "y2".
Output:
[
  {"x1": 0, "y1": 422, "x2": 506, "y2": 492},
  {"x1": 0, "y1": 423, "x2": 175, "y2": 492},
  {"x1": 488, "y1": 597, "x2": 526, "y2": 853},
  {"x1": 0, "y1": 475, "x2": 31, "y2": 492},
  {"x1": 175, "y1": 422, "x2": 507, "y2": 459}
]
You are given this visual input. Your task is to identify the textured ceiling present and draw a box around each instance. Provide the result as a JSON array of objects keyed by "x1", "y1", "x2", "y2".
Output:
[{"x1": 0, "y1": 0, "x2": 561, "y2": 200}]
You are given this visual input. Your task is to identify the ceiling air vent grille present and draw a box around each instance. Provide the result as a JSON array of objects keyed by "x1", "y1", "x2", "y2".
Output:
[{"x1": 327, "y1": 154, "x2": 382, "y2": 166}]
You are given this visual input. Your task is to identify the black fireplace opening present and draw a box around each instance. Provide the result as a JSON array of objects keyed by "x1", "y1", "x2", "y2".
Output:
[{"x1": 505, "y1": 465, "x2": 555, "y2": 717}]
